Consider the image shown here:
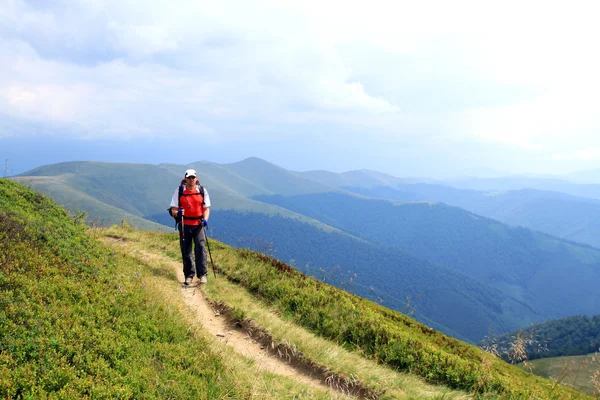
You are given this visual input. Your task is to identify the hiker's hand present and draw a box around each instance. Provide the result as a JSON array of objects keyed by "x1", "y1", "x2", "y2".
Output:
[
  {"x1": 177, "y1": 208, "x2": 184, "y2": 217},
  {"x1": 200, "y1": 217, "x2": 207, "y2": 227}
]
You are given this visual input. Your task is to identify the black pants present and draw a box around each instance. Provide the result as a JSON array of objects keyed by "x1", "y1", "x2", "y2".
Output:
[{"x1": 179, "y1": 223, "x2": 208, "y2": 279}]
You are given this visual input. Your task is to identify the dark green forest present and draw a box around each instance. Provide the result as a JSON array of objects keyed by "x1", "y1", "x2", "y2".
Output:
[
  {"x1": 487, "y1": 315, "x2": 600, "y2": 360},
  {"x1": 254, "y1": 193, "x2": 600, "y2": 330}
]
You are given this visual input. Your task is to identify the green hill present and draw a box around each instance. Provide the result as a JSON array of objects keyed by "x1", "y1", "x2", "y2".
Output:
[
  {"x1": 13, "y1": 160, "x2": 343, "y2": 234},
  {"x1": 526, "y1": 354, "x2": 600, "y2": 396},
  {"x1": 0, "y1": 178, "x2": 250, "y2": 398},
  {"x1": 0, "y1": 178, "x2": 592, "y2": 398}
]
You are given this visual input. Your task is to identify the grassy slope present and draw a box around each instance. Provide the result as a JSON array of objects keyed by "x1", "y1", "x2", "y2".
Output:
[
  {"x1": 11, "y1": 175, "x2": 169, "y2": 231},
  {"x1": 0, "y1": 178, "x2": 248, "y2": 398},
  {"x1": 16, "y1": 161, "x2": 344, "y2": 235},
  {"x1": 0, "y1": 179, "x2": 348, "y2": 399},
  {"x1": 526, "y1": 354, "x2": 600, "y2": 396},
  {"x1": 96, "y1": 226, "x2": 590, "y2": 398},
  {"x1": 99, "y1": 226, "x2": 475, "y2": 400}
]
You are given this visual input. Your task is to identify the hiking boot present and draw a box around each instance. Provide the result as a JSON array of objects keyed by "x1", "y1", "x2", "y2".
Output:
[
  {"x1": 199, "y1": 275, "x2": 208, "y2": 284},
  {"x1": 184, "y1": 276, "x2": 193, "y2": 286}
]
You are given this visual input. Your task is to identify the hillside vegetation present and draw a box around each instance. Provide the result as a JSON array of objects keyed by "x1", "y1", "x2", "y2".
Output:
[
  {"x1": 0, "y1": 179, "x2": 252, "y2": 398},
  {"x1": 0, "y1": 178, "x2": 593, "y2": 399},
  {"x1": 526, "y1": 354, "x2": 600, "y2": 396},
  {"x1": 487, "y1": 315, "x2": 600, "y2": 361}
]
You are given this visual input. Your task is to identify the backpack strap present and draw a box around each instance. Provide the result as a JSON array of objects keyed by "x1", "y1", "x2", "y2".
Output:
[{"x1": 178, "y1": 180, "x2": 185, "y2": 208}]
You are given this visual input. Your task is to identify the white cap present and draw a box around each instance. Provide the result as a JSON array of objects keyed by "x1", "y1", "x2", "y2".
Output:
[{"x1": 184, "y1": 169, "x2": 197, "y2": 178}]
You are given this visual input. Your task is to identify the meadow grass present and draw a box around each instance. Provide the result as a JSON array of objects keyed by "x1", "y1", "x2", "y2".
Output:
[
  {"x1": 99, "y1": 225, "x2": 474, "y2": 400},
  {"x1": 102, "y1": 227, "x2": 352, "y2": 400},
  {"x1": 525, "y1": 354, "x2": 600, "y2": 396},
  {"x1": 100, "y1": 225, "x2": 591, "y2": 399},
  {"x1": 0, "y1": 179, "x2": 248, "y2": 399}
]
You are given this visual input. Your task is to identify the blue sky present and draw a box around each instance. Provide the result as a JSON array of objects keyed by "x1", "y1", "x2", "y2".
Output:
[{"x1": 2, "y1": 0, "x2": 600, "y2": 178}]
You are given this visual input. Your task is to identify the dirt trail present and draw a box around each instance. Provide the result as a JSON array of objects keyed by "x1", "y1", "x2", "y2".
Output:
[
  {"x1": 110, "y1": 241, "x2": 353, "y2": 398},
  {"x1": 175, "y1": 266, "x2": 327, "y2": 389}
]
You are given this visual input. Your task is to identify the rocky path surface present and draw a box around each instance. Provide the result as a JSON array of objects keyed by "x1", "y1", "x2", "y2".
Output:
[{"x1": 176, "y1": 269, "x2": 328, "y2": 389}]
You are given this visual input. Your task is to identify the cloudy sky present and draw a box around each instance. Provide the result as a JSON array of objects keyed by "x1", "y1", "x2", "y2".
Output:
[{"x1": 1, "y1": 0, "x2": 600, "y2": 178}]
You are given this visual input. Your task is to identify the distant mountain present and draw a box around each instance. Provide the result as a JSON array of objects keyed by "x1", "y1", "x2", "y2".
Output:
[
  {"x1": 442, "y1": 176, "x2": 600, "y2": 200},
  {"x1": 299, "y1": 168, "x2": 418, "y2": 188},
  {"x1": 14, "y1": 158, "x2": 600, "y2": 342},
  {"x1": 255, "y1": 192, "x2": 600, "y2": 327},
  {"x1": 300, "y1": 171, "x2": 600, "y2": 249},
  {"x1": 567, "y1": 168, "x2": 600, "y2": 184}
]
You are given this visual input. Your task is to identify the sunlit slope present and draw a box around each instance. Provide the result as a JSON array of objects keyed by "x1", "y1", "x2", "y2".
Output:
[
  {"x1": 112, "y1": 225, "x2": 590, "y2": 398},
  {"x1": 12, "y1": 175, "x2": 168, "y2": 231},
  {"x1": 15, "y1": 160, "x2": 344, "y2": 234},
  {"x1": 526, "y1": 354, "x2": 599, "y2": 396},
  {"x1": 0, "y1": 178, "x2": 251, "y2": 399}
]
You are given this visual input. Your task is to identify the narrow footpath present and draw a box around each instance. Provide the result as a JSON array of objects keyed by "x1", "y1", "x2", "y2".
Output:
[{"x1": 107, "y1": 239, "x2": 356, "y2": 399}]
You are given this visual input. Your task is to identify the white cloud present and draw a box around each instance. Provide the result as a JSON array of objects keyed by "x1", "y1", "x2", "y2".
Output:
[
  {"x1": 2, "y1": 0, "x2": 600, "y2": 174},
  {"x1": 553, "y1": 149, "x2": 600, "y2": 161}
]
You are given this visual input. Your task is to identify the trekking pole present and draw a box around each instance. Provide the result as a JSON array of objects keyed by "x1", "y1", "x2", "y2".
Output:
[
  {"x1": 202, "y1": 225, "x2": 217, "y2": 278},
  {"x1": 179, "y1": 209, "x2": 184, "y2": 243}
]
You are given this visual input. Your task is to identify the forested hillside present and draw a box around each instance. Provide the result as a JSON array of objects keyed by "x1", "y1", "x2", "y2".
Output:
[
  {"x1": 255, "y1": 192, "x2": 600, "y2": 329},
  {"x1": 488, "y1": 315, "x2": 600, "y2": 360},
  {"x1": 342, "y1": 182, "x2": 600, "y2": 248}
]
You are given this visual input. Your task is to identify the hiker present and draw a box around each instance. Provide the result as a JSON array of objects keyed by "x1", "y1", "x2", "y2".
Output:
[{"x1": 169, "y1": 169, "x2": 211, "y2": 285}]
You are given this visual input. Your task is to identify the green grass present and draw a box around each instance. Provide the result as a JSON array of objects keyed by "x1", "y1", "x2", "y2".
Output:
[
  {"x1": 97, "y1": 226, "x2": 473, "y2": 399},
  {"x1": 11, "y1": 175, "x2": 169, "y2": 231},
  {"x1": 205, "y1": 248, "x2": 583, "y2": 398},
  {"x1": 106, "y1": 226, "x2": 591, "y2": 399},
  {"x1": 0, "y1": 178, "x2": 248, "y2": 399},
  {"x1": 525, "y1": 354, "x2": 600, "y2": 396}
]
